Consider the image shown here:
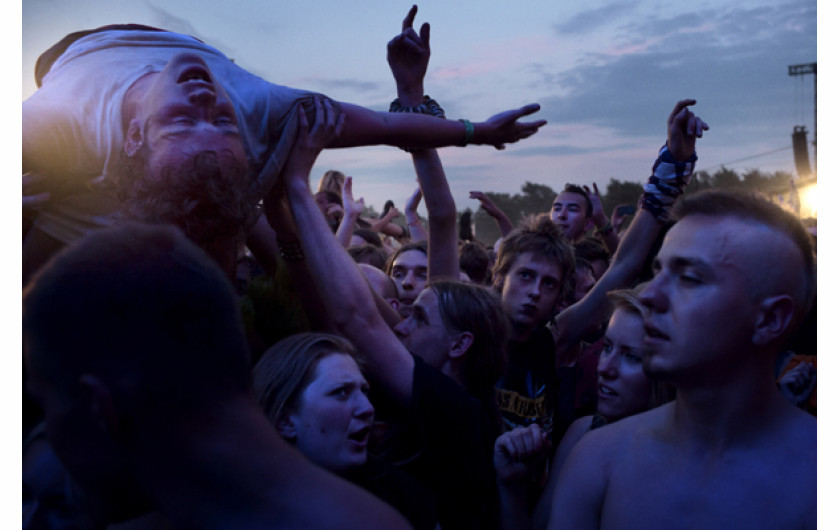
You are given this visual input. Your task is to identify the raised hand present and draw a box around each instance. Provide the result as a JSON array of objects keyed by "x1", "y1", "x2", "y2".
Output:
[
  {"x1": 666, "y1": 99, "x2": 709, "y2": 162},
  {"x1": 779, "y1": 362, "x2": 816, "y2": 408},
  {"x1": 405, "y1": 186, "x2": 423, "y2": 216},
  {"x1": 469, "y1": 190, "x2": 503, "y2": 219},
  {"x1": 583, "y1": 183, "x2": 607, "y2": 225},
  {"x1": 610, "y1": 204, "x2": 633, "y2": 232},
  {"x1": 480, "y1": 104, "x2": 547, "y2": 150},
  {"x1": 493, "y1": 424, "x2": 552, "y2": 483},
  {"x1": 387, "y1": 4, "x2": 430, "y2": 101},
  {"x1": 342, "y1": 176, "x2": 365, "y2": 219},
  {"x1": 283, "y1": 96, "x2": 346, "y2": 185}
]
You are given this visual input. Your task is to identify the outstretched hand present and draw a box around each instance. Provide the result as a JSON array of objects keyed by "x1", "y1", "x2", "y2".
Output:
[
  {"x1": 387, "y1": 5, "x2": 430, "y2": 99},
  {"x1": 667, "y1": 99, "x2": 709, "y2": 162},
  {"x1": 481, "y1": 104, "x2": 547, "y2": 150}
]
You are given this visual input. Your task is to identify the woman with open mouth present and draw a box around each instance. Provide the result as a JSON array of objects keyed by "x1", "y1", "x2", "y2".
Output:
[{"x1": 252, "y1": 332, "x2": 437, "y2": 529}]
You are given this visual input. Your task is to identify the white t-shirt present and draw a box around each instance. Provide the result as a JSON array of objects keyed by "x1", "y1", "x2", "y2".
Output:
[{"x1": 23, "y1": 29, "x2": 325, "y2": 242}]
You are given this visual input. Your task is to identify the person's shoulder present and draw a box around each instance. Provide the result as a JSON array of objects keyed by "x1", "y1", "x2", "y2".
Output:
[{"x1": 773, "y1": 401, "x2": 816, "y2": 451}]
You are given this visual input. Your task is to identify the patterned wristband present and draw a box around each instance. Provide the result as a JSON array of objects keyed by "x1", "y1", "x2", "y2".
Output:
[
  {"x1": 459, "y1": 119, "x2": 474, "y2": 147},
  {"x1": 389, "y1": 95, "x2": 446, "y2": 119}
]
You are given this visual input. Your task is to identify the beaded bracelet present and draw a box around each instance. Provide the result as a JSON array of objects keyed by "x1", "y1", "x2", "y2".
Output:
[
  {"x1": 389, "y1": 95, "x2": 447, "y2": 119},
  {"x1": 276, "y1": 239, "x2": 305, "y2": 262}
]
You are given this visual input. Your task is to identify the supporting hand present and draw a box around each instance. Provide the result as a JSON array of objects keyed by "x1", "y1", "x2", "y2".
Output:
[{"x1": 283, "y1": 97, "x2": 346, "y2": 186}]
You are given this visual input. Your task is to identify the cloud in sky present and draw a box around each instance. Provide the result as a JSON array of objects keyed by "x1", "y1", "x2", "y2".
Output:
[
  {"x1": 530, "y1": 1, "x2": 816, "y2": 143},
  {"x1": 21, "y1": 0, "x2": 817, "y2": 214}
]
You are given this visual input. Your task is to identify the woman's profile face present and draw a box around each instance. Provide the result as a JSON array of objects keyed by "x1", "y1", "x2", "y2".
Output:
[
  {"x1": 284, "y1": 353, "x2": 374, "y2": 474},
  {"x1": 596, "y1": 309, "x2": 652, "y2": 422}
]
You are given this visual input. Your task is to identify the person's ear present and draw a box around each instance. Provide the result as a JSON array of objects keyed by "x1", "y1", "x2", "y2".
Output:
[
  {"x1": 752, "y1": 295, "x2": 796, "y2": 347},
  {"x1": 124, "y1": 118, "x2": 145, "y2": 157},
  {"x1": 584, "y1": 218, "x2": 595, "y2": 232},
  {"x1": 79, "y1": 374, "x2": 121, "y2": 438},
  {"x1": 388, "y1": 298, "x2": 400, "y2": 312},
  {"x1": 275, "y1": 412, "x2": 297, "y2": 442},
  {"x1": 449, "y1": 331, "x2": 474, "y2": 360}
]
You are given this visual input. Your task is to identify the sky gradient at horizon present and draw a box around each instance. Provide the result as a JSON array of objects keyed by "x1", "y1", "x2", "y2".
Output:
[{"x1": 22, "y1": 0, "x2": 818, "y2": 217}]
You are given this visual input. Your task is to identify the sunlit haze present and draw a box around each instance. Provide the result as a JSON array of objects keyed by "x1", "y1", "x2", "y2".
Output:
[{"x1": 22, "y1": 0, "x2": 819, "y2": 218}]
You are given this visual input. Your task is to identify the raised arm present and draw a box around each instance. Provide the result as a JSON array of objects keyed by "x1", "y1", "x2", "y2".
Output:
[
  {"x1": 403, "y1": 187, "x2": 429, "y2": 242},
  {"x1": 335, "y1": 176, "x2": 365, "y2": 248},
  {"x1": 328, "y1": 7, "x2": 545, "y2": 152},
  {"x1": 470, "y1": 190, "x2": 514, "y2": 238},
  {"x1": 584, "y1": 183, "x2": 620, "y2": 255},
  {"x1": 550, "y1": 99, "x2": 709, "y2": 363},
  {"x1": 273, "y1": 98, "x2": 416, "y2": 407},
  {"x1": 387, "y1": 5, "x2": 460, "y2": 280}
]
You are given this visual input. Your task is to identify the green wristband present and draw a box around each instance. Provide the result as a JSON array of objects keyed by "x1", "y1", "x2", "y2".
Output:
[{"x1": 459, "y1": 119, "x2": 474, "y2": 147}]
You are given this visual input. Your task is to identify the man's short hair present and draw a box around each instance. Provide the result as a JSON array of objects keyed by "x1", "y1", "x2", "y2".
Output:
[
  {"x1": 574, "y1": 236, "x2": 610, "y2": 265},
  {"x1": 384, "y1": 239, "x2": 428, "y2": 276},
  {"x1": 116, "y1": 146, "x2": 259, "y2": 249},
  {"x1": 672, "y1": 189, "x2": 816, "y2": 331},
  {"x1": 492, "y1": 214, "x2": 576, "y2": 303},
  {"x1": 348, "y1": 244, "x2": 388, "y2": 270},
  {"x1": 353, "y1": 228, "x2": 383, "y2": 248},
  {"x1": 563, "y1": 184, "x2": 593, "y2": 217},
  {"x1": 23, "y1": 222, "x2": 252, "y2": 409},
  {"x1": 459, "y1": 241, "x2": 491, "y2": 285},
  {"x1": 429, "y1": 280, "x2": 509, "y2": 402}
]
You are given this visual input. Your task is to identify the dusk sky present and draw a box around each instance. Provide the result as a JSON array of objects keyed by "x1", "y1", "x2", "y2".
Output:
[
  {"x1": 14, "y1": 1, "x2": 836, "y2": 520},
  {"x1": 22, "y1": 0, "x2": 820, "y2": 218}
]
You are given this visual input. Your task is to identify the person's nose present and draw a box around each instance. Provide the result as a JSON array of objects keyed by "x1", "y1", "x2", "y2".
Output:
[
  {"x1": 639, "y1": 275, "x2": 666, "y2": 313},
  {"x1": 393, "y1": 318, "x2": 409, "y2": 339},
  {"x1": 189, "y1": 87, "x2": 217, "y2": 108},
  {"x1": 402, "y1": 272, "x2": 416, "y2": 291},
  {"x1": 355, "y1": 392, "x2": 375, "y2": 419},
  {"x1": 527, "y1": 279, "x2": 541, "y2": 300},
  {"x1": 597, "y1": 350, "x2": 619, "y2": 379}
]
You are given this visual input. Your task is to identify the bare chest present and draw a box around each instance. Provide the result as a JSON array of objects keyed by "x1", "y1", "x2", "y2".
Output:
[{"x1": 599, "y1": 444, "x2": 816, "y2": 530}]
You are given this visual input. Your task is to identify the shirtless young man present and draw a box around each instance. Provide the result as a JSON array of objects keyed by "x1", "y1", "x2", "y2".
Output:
[{"x1": 547, "y1": 190, "x2": 817, "y2": 529}]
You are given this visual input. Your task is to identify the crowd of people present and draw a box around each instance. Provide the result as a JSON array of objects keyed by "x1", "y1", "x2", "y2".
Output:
[{"x1": 22, "y1": 5, "x2": 817, "y2": 529}]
